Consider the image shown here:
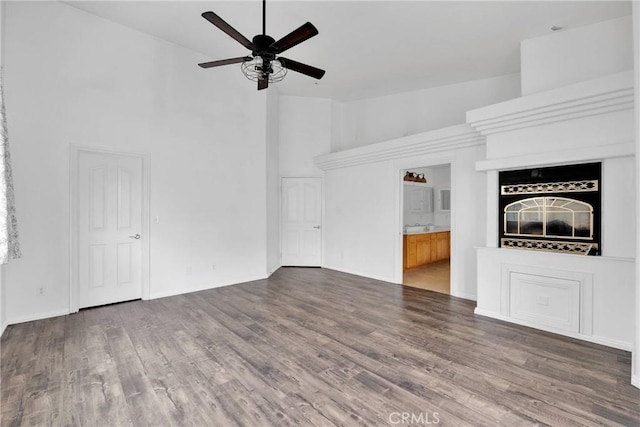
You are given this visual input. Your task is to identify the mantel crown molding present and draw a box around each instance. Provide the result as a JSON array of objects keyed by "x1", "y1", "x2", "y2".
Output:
[
  {"x1": 315, "y1": 124, "x2": 483, "y2": 171},
  {"x1": 466, "y1": 71, "x2": 634, "y2": 136}
]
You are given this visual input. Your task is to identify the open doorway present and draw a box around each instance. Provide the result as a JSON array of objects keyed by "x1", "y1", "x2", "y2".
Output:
[{"x1": 402, "y1": 164, "x2": 451, "y2": 294}]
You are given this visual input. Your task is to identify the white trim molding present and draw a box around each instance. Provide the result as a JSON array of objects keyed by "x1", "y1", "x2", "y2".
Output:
[
  {"x1": 149, "y1": 273, "x2": 268, "y2": 300},
  {"x1": 474, "y1": 308, "x2": 633, "y2": 352},
  {"x1": 7, "y1": 309, "x2": 70, "y2": 326},
  {"x1": 633, "y1": 0, "x2": 640, "y2": 390},
  {"x1": 467, "y1": 71, "x2": 634, "y2": 136},
  {"x1": 499, "y1": 263, "x2": 593, "y2": 336},
  {"x1": 315, "y1": 124, "x2": 483, "y2": 171},
  {"x1": 322, "y1": 265, "x2": 396, "y2": 285},
  {"x1": 475, "y1": 142, "x2": 634, "y2": 172}
]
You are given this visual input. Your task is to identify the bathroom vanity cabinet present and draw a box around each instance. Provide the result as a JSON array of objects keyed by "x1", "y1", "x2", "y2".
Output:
[{"x1": 403, "y1": 231, "x2": 450, "y2": 270}]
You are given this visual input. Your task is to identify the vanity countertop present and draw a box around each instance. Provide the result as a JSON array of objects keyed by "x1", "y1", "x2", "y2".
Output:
[{"x1": 403, "y1": 228, "x2": 450, "y2": 235}]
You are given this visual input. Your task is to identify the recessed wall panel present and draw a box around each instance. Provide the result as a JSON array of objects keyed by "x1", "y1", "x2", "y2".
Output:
[
  {"x1": 303, "y1": 183, "x2": 319, "y2": 222},
  {"x1": 509, "y1": 272, "x2": 580, "y2": 333},
  {"x1": 89, "y1": 244, "x2": 106, "y2": 288},
  {"x1": 117, "y1": 168, "x2": 132, "y2": 229},
  {"x1": 302, "y1": 230, "x2": 319, "y2": 255},
  {"x1": 285, "y1": 186, "x2": 299, "y2": 222},
  {"x1": 117, "y1": 243, "x2": 132, "y2": 285},
  {"x1": 283, "y1": 230, "x2": 299, "y2": 255},
  {"x1": 89, "y1": 167, "x2": 106, "y2": 230}
]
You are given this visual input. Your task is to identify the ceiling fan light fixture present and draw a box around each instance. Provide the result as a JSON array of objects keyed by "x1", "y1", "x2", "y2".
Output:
[{"x1": 241, "y1": 57, "x2": 287, "y2": 83}]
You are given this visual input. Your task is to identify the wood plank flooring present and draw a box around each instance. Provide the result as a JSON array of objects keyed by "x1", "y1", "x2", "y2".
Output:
[{"x1": 2, "y1": 267, "x2": 639, "y2": 426}]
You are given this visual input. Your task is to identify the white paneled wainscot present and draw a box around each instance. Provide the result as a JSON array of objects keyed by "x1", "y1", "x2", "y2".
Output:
[{"x1": 476, "y1": 248, "x2": 634, "y2": 349}]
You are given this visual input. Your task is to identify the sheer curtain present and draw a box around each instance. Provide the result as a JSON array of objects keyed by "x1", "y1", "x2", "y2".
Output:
[{"x1": 0, "y1": 70, "x2": 21, "y2": 263}]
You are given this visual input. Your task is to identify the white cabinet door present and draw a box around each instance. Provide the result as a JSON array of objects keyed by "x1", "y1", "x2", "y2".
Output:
[{"x1": 281, "y1": 177, "x2": 322, "y2": 266}]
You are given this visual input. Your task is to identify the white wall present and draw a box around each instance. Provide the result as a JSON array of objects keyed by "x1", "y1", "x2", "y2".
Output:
[
  {"x1": 446, "y1": 146, "x2": 486, "y2": 300},
  {"x1": 319, "y1": 72, "x2": 513, "y2": 297},
  {"x1": 278, "y1": 96, "x2": 331, "y2": 177},
  {"x1": 321, "y1": 141, "x2": 485, "y2": 300},
  {"x1": 324, "y1": 161, "x2": 397, "y2": 282},
  {"x1": 431, "y1": 165, "x2": 451, "y2": 228},
  {"x1": 521, "y1": 15, "x2": 633, "y2": 95},
  {"x1": 3, "y1": 1, "x2": 271, "y2": 322},
  {"x1": 0, "y1": 0, "x2": 5, "y2": 336},
  {"x1": 633, "y1": 0, "x2": 640, "y2": 389},
  {"x1": 266, "y1": 89, "x2": 280, "y2": 274},
  {"x1": 332, "y1": 73, "x2": 520, "y2": 151}
]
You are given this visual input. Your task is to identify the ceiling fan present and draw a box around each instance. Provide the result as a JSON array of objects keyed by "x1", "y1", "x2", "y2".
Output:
[{"x1": 198, "y1": 0, "x2": 326, "y2": 90}]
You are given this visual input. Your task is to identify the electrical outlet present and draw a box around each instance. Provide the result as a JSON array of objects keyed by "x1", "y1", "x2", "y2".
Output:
[
  {"x1": 38, "y1": 287, "x2": 44, "y2": 295},
  {"x1": 211, "y1": 264, "x2": 216, "y2": 271}
]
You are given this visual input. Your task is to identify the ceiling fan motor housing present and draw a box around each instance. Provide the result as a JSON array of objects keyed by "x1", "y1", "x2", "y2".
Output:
[{"x1": 252, "y1": 34, "x2": 277, "y2": 61}]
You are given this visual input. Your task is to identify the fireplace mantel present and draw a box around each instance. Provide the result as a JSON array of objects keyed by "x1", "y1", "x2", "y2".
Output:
[
  {"x1": 474, "y1": 142, "x2": 633, "y2": 172},
  {"x1": 468, "y1": 72, "x2": 635, "y2": 177},
  {"x1": 470, "y1": 70, "x2": 635, "y2": 352}
]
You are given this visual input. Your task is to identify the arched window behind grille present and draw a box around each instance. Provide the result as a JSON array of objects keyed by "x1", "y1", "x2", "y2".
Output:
[{"x1": 504, "y1": 197, "x2": 593, "y2": 239}]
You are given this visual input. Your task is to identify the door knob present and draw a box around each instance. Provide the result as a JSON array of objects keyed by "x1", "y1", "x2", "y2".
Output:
[
  {"x1": 129, "y1": 234, "x2": 141, "y2": 239},
  {"x1": 313, "y1": 225, "x2": 321, "y2": 229}
]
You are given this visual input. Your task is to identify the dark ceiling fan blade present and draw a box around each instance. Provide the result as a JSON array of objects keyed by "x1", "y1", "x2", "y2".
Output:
[
  {"x1": 258, "y1": 78, "x2": 269, "y2": 90},
  {"x1": 279, "y1": 57, "x2": 325, "y2": 80},
  {"x1": 198, "y1": 56, "x2": 252, "y2": 68},
  {"x1": 202, "y1": 11, "x2": 254, "y2": 50},
  {"x1": 271, "y1": 22, "x2": 318, "y2": 54}
]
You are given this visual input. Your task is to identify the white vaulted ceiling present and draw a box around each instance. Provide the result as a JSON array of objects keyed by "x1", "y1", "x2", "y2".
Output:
[{"x1": 64, "y1": 1, "x2": 631, "y2": 100}]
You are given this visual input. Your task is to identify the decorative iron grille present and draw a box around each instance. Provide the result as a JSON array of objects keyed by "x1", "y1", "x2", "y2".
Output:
[{"x1": 498, "y1": 163, "x2": 601, "y2": 255}]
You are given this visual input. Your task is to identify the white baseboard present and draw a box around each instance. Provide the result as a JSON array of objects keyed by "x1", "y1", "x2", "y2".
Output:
[
  {"x1": 7, "y1": 309, "x2": 70, "y2": 326},
  {"x1": 267, "y1": 264, "x2": 281, "y2": 276},
  {"x1": 450, "y1": 291, "x2": 477, "y2": 301},
  {"x1": 323, "y1": 265, "x2": 477, "y2": 301},
  {"x1": 474, "y1": 308, "x2": 633, "y2": 352},
  {"x1": 1, "y1": 320, "x2": 6, "y2": 338},
  {"x1": 632, "y1": 374, "x2": 640, "y2": 389},
  {"x1": 322, "y1": 265, "x2": 396, "y2": 284},
  {"x1": 3, "y1": 275, "x2": 270, "y2": 325},
  {"x1": 149, "y1": 274, "x2": 268, "y2": 300}
]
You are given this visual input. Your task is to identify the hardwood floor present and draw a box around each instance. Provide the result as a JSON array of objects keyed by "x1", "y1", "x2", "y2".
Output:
[
  {"x1": 2, "y1": 267, "x2": 639, "y2": 426},
  {"x1": 403, "y1": 260, "x2": 450, "y2": 294}
]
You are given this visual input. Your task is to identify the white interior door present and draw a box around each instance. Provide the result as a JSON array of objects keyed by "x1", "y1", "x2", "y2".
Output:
[
  {"x1": 77, "y1": 151, "x2": 144, "y2": 308},
  {"x1": 281, "y1": 177, "x2": 322, "y2": 266}
]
